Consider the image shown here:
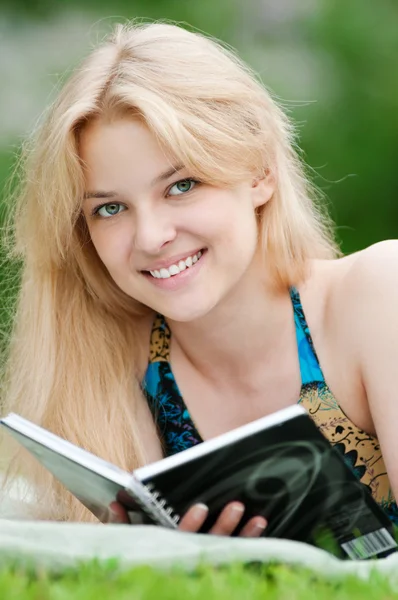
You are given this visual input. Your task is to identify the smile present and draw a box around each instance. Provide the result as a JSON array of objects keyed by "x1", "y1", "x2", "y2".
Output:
[
  {"x1": 141, "y1": 249, "x2": 207, "y2": 291},
  {"x1": 149, "y1": 250, "x2": 203, "y2": 279}
]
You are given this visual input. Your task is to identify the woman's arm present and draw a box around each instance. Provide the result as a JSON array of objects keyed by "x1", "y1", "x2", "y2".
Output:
[{"x1": 340, "y1": 240, "x2": 398, "y2": 497}]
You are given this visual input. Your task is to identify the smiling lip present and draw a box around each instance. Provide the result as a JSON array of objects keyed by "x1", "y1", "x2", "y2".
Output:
[
  {"x1": 142, "y1": 249, "x2": 206, "y2": 291},
  {"x1": 140, "y1": 248, "x2": 205, "y2": 272}
]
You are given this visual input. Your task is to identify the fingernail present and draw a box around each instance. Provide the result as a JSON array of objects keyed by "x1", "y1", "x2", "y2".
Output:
[
  {"x1": 191, "y1": 503, "x2": 209, "y2": 521},
  {"x1": 255, "y1": 518, "x2": 267, "y2": 531},
  {"x1": 231, "y1": 503, "x2": 245, "y2": 513}
]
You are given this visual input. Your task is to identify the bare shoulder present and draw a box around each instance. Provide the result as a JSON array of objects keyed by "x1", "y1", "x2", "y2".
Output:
[
  {"x1": 303, "y1": 240, "x2": 398, "y2": 314},
  {"x1": 299, "y1": 241, "x2": 398, "y2": 432},
  {"x1": 327, "y1": 241, "x2": 398, "y2": 485},
  {"x1": 309, "y1": 239, "x2": 398, "y2": 378},
  {"x1": 331, "y1": 240, "x2": 398, "y2": 373},
  {"x1": 327, "y1": 240, "x2": 398, "y2": 318}
]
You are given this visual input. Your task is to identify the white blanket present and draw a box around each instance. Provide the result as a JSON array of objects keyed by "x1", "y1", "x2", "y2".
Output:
[
  {"x1": 1, "y1": 518, "x2": 398, "y2": 584},
  {"x1": 1, "y1": 476, "x2": 398, "y2": 583}
]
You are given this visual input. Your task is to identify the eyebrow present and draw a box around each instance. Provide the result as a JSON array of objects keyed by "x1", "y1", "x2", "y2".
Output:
[
  {"x1": 83, "y1": 164, "x2": 184, "y2": 201},
  {"x1": 151, "y1": 164, "x2": 184, "y2": 186}
]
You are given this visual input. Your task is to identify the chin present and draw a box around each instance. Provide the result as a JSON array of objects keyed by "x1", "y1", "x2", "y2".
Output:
[{"x1": 159, "y1": 299, "x2": 216, "y2": 324}]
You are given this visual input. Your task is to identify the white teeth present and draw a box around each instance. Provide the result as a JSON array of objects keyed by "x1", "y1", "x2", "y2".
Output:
[
  {"x1": 149, "y1": 251, "x2": 204, "y2": 279},
  {"x1": 168, "y1": 265, "x2": 180, "y2": 276}
]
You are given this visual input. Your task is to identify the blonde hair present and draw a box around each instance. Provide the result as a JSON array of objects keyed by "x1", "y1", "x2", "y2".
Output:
[{"x1": 0, "y1": 21, "x2": 340, "y2": 521}]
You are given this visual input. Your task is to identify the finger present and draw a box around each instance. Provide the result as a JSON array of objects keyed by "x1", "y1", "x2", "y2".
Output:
[
  {"x1": 208, "y1": 502, "x2": 245, "y2": 536},
  {"x1": 106, "y1": 501, "x2": 130, "y2": 524},
  {"x1": 239, "y1": 516, "x2": 267, "y2": 537},
  {"x1": 178, "y1": 503, "x2": 209, "y2": 532}
]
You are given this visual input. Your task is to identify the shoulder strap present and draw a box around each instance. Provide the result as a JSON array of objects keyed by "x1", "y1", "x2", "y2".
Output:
[
  {"x1": 148, "y1": 314, "x2": 171, "y2": 363},
  {"x1": 290, "y1": 287, "x2": 325, "y2": 384}
]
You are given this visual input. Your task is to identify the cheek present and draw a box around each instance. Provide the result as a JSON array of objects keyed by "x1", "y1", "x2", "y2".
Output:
[
  {"x1": 224, "y1": 216, "x2": 260, "y2": 277},
  {"x1": 215, "y1": 207, "x2": 259, "y2": 253},
  {"x1": 198, "y1": 192, "x2": 257, "y2": 241},
  {"x1": 88, "y1": 225, "x2": 132, "y2": 273}
]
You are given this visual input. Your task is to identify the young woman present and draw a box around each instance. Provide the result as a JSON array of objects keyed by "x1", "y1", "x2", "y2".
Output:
[{"x1": 1, "y1": 22, "x2": 397, "y2": 536}]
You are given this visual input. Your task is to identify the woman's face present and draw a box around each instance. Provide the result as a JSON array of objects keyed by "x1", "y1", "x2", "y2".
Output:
[{"x1": 80, "y1": 117, "x2": 274, "y2": 322}]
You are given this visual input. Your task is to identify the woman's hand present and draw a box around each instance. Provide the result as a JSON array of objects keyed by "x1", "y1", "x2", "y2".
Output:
[
  {"x1": 107, "y1": 500, "x2": 267, "y2": 537},
  {"x1": 178, "y1": 501, "x2": 267, "y2": 537}
]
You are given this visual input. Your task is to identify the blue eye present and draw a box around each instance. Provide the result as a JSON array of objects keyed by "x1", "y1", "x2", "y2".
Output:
[
  {"x1": 95, "y1": 203, "x2": 126, "y2": 218},
  {"x1": 168, "y1": 179, "x2": 197, "y2": 196}
]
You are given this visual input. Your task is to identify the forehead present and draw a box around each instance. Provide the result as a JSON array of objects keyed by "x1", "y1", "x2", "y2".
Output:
[{"x1": 79, "y1": 117, "x2": 175, "y2": 190}]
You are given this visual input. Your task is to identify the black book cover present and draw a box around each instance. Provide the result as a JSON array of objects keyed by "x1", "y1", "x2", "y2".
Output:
[{"x1": 134, "y1": 412, "x2": 397, "y2": 560}]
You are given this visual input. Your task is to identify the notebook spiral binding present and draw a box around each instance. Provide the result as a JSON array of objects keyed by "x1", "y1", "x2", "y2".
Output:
[{"x1": 130, "y1": 480, "x2": 180, "y2": 528}]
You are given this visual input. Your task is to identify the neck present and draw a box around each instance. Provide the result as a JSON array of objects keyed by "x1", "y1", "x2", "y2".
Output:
[{"x1": 167, "y1": 268, "x2": 296, "y2": 385}]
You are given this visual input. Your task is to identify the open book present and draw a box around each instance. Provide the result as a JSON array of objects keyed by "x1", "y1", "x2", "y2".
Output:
[{"x1": 1, "y1": 405, "x2": 397, "y2": 560}]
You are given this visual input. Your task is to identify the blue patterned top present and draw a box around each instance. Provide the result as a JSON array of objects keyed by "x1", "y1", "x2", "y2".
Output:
[{"x1": 142, "y1": 287, "x2": 397, "y2": 522}]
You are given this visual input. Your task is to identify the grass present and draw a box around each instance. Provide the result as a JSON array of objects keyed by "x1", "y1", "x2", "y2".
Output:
[{"x1": 0, "y1": 561, "x2": 398, "y2": 600}]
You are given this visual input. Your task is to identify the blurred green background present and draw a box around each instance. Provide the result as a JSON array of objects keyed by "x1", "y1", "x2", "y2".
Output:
[{"x1": 0, "y1": 0, "x2": 397, "y2": 256}]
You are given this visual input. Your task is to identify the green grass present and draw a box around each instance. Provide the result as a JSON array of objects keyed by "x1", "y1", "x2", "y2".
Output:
[{"x1": 0, "y1": 561, "x2": 397, "y2": 600}]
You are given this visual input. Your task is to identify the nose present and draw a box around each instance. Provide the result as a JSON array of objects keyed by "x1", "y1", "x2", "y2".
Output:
[{"x1": 133, "y1": 205, "x2": 177, "y2": 254}]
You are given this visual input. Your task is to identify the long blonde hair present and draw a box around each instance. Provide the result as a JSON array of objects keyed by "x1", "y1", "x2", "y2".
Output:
[{"x1": 0, "y1": 21, "x2": 340, "y2": 521}]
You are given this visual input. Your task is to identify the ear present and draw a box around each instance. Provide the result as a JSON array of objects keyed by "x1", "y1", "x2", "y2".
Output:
[{"x1": 251, "y1": 171, "x2": 275, "y2": 209}]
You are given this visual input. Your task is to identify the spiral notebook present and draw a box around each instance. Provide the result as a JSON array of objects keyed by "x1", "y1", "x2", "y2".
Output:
[{"x1": 1, "y1": 406, "x2": 397, "y2": 560}]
